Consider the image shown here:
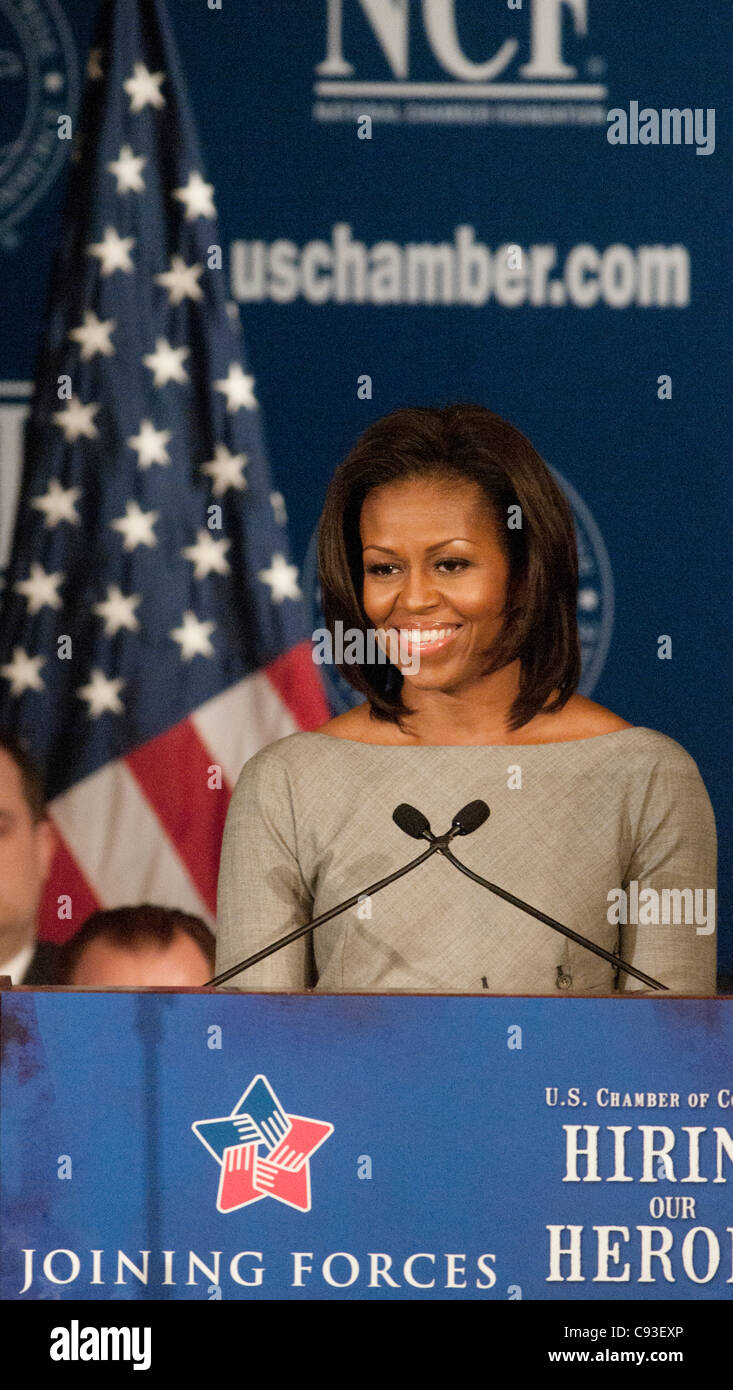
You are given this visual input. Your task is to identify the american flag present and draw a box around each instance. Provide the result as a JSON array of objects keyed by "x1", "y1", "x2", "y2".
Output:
[{"x1": 0, "y1": 0, "x2": 328, "y2": 939}]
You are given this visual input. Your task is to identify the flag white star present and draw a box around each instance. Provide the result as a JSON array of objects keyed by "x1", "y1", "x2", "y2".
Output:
[
  {"x1": 201, "y1": 444, "x2": 248, "y2": 496},
  {"x1": 77, "y1": 668, "x2": 125, "y2": 718},
  {"x1": 270, "y1": 491, "x2": 287, "y2": 525},
  {"x1": 127, "y1": 419, "x2": 172, "y2": 469},
  {"x1": 87, "y1": 226, "x2": 135, "y2": 276},
  {"x1": 123, "y1": 62, "x2": 166, "y2": 113},
  {"x1": 52, "y1": 394, "x2": 100, "y2": 442},
  {"x1": 30, "y1": 479, "x2": 82, "y2": 527},
  {"x1": 154, "y1": 254, "x2": 204, "y2": 306},
  {"x1": 170, "y1": 611, "x2": 216, "y2": 661},
  {"x1": 172, "y1": 170, "x2": 217, "y2": 221},
  {"x1": 213, "y1": 363, "x2": 257, "y2": 412},
  {"x1": 14, "y1": 563, "x2": 64, "y2": 615},
  {"x1": 0, "y1": 647, "x2": 45, "y2": 697},
  {"x1": 143, "y1": 337, "x2": 190, "y2": 386},
  {"x1": 181, "y1": 528, "x2": 231, "y2": 579},
  {"x1": 110, "y1": 500, "x2": 159, "y2": 551},
  {"x1": 92, "y1": 584, "x2": 142, "y2": 636},
  {"x1": 87, "y1": 47, "x2": 104, "y2": 80},
  {"x1": 578, "y1": 588, "x2": 600, "y2": 612},
  {"x1": 68, "y1": 309, "x2": 117, "y2": 361},
  {"x1": 258, "y1": 553, "x2": 302, "y2": 602},
  {"x1": 107, "y1": 144, "x2": 147, "y2": 193}
]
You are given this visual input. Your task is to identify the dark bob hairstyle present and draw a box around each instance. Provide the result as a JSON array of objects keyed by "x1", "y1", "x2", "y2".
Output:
[{"x1": 317, "y1": 403, "x2": 581, "y2": 732}]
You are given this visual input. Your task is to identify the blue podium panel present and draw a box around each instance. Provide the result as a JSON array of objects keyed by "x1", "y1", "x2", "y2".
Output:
[{"x1": 1, "y1": 991, "x2": 732, "y2": 1302}]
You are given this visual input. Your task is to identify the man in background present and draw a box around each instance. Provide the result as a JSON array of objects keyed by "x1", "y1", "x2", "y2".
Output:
[
  {"x1": 58, "y1": 904, "x2": 215, "y2": 987},
  {"x1": 0, "y1": 733, "x2": 57, "y2": 984}
]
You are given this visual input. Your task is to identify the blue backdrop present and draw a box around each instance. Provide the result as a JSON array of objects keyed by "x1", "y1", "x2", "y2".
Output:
[{"x1": 0, "y1": 1, "x2": 729, "y2": 965}]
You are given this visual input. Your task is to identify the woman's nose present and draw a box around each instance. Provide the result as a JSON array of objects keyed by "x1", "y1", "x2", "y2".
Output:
[{"x1": 397, "y1": 567, "x2": 441, "y2": 611}]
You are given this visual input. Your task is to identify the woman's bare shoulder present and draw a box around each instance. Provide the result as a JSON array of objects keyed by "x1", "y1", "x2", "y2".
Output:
[
  {"x1": 313, "y1": 703, "x2": 407, "y2": 744},
  {"x1": 545, "y1": 695, "x2": 633, "y2": 739},
  {"x1": 313, "y1": 704, "x2": 372, "y2": 740}
]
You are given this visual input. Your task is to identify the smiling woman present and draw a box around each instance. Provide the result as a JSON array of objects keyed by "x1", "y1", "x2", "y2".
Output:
[
  {"x1": 316, "y1": 404, "x2": 581, "y2": 742},
  {"x1": 215, "y1": 405, "x2": 717, "y2": 997}
]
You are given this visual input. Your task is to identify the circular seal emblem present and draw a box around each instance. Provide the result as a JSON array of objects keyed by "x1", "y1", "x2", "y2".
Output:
[
  {"x1": 550, "y1": 464, "x2": 614, "y2": 698},
  {"x1": 303, "y1": 466, "x2": 614, "y2": 713},
  {"x1": 0, "y1": 0, "x2": 79, "y2": 248}
]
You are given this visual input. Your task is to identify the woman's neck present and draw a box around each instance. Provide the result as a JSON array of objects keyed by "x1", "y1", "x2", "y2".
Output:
[{"x1": 395, "y1": 661, "x2": 524, "y2": 745}]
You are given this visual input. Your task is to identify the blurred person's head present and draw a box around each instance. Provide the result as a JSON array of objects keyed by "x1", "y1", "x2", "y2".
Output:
[
  {"x1": 0, "y1": 733, "x2": 55, "y2": 964},
  {"x1": 60, "y1": 904, "x2": 215, "y2": 987}
]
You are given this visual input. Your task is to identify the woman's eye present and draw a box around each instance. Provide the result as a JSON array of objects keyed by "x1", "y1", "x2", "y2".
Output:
[
  {"x1": 365, "y1": 559, "x2": 469, "y2": 577},
  {"x1": 436, "y1": 558, "x2": 469, "y2": 573}
]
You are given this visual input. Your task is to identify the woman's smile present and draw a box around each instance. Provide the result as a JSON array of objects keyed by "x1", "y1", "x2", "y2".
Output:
[{"x1": 389, "y1": 623, "x2": 463, "y2": 657}]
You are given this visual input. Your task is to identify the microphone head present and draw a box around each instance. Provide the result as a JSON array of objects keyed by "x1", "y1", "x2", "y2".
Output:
[
  {"x1": 451, "y1": 800, "x2": 490, "y2": 835},
  {"x1": 393, "y1": 803, "x2": 432, "y2": 840}
]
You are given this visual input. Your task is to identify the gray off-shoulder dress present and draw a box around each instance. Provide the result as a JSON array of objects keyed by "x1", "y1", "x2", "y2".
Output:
[{"x1": 215, "y1": 727, "x2": 717, "y2": 996}]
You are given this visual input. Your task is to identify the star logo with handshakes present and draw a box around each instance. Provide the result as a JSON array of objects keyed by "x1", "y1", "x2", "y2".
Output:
[{"x1": 192, "y1": 1075, "x2": 334, "y2": 1213}]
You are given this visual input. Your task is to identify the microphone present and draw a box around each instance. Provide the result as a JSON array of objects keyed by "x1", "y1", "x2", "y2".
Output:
[
  {"x1": 393, "y1": 800, "x2": 489, "y2": 848},
  {"x1": 392, "y1": 802, "x2": 667, "y2": 992},
  {"x1": 451, "y1": 800, "x2": 489, "y2": 836},
  {"x1": 392, "y1": 804, "x2": 432, "y2": 840}
]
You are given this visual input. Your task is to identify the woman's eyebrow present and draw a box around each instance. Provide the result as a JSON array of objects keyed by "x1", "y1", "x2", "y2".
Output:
[{"x1": 363, "y1": 538, "x2": 476, "y2": 554}]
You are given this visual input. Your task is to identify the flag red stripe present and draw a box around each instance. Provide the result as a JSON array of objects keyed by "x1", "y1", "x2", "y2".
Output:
[
  {"x1": 38, "y1": 833, "x2": 101, "y2": 943},
  {"x1": 126, "y1": 719, "x2": 231, "y2": 918},
  {"x1": 265, "y1": 640, "x2": 329, "y2": 729}
]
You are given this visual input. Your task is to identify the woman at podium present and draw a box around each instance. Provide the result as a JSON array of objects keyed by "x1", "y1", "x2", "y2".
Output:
[{"x1": 216, "y1": 405, "x2": 716, "y2": 996}]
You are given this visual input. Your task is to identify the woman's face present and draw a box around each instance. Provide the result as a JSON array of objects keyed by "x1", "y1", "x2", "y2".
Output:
[{"x1": 360, "y1": 474, "x2": 512, "y2": 694}]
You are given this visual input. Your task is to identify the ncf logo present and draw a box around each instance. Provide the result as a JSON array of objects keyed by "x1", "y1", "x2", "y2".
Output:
[
  {"x1": 315, "y1": 0, "x2": 603, "y2": 91},
  {"x1": 193, "y1": 1076, "x2": 334, "y2": 1214}
]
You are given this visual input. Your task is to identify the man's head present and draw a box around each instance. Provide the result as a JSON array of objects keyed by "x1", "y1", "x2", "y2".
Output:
[
  {"x1": 0, "y1": 733, "x2": 55, "y2": 963},
  {"x1": 59, "y1": 904, "x2": 215, "y2": 987}
]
